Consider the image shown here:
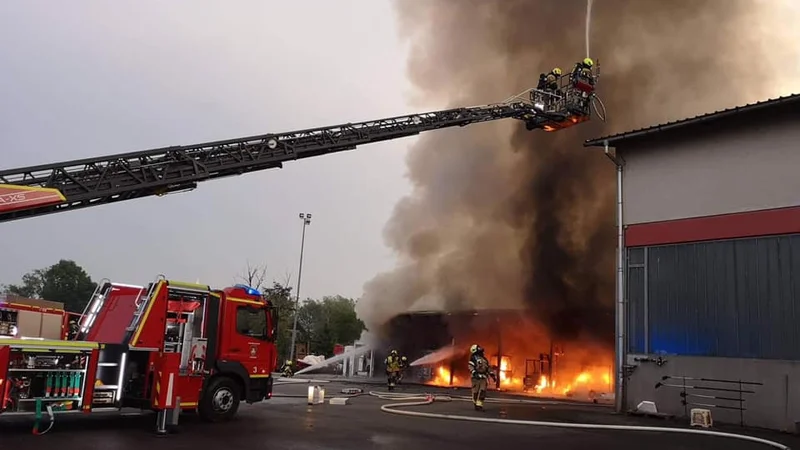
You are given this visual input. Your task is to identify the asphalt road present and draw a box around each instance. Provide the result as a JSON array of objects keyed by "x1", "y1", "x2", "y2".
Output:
[{"x1": 2, "y1": 380, "x2": 797, "y2": 450}]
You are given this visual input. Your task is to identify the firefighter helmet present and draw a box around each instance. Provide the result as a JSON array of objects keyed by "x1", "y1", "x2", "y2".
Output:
[
  {"x1": 470, "y1": 344, "x2": 483, "y2": 354},
  {"x1": 552, "y1": 67, "x2": 562, "y2": 76},
  {"x1": 583, "y1": 57, "x2": 594, "y2": 67},
  {"x1": 390, "y1": 349, "x2": 398, "y2": 356}
]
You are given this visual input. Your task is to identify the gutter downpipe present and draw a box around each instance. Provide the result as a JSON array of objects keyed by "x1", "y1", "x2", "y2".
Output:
[{"x1": 604, "y1": 140, "x2": 626, "y2": 413}]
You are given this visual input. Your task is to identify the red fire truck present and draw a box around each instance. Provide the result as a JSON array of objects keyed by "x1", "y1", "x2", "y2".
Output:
[{"x1": 0, "y1": 276, "x2": 279, "y2": 432}]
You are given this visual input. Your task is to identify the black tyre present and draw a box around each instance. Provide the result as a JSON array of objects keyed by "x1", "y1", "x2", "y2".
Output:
[{"x1": 199, "y1": 376, "x2": 240, "y2": 423}]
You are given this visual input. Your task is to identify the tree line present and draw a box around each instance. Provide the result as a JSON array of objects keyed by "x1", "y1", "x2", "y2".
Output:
[{"x1": 1, "y1": 260, "x2": 364, "y2": 361}]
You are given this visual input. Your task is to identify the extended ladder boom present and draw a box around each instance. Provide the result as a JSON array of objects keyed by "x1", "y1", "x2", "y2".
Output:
[{"x1": 0, "y1": 71, "x2": 600, "y2": 223}]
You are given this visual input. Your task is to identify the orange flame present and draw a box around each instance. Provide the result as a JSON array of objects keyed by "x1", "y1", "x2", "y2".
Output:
[{"x1": 431, "y1": 365, "x2": 459, "y2": 386}]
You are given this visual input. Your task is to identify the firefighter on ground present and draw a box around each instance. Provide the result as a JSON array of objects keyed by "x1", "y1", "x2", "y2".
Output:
[
  {"x1": 385, "y1": 349, "x2": 402, "y2": 390},
  {"x1": 280, "y1": 360, "x2": 294, "y2": 377},
  {"x1": 397, "y1": 355, "x2": 409, "y2": 384},
  {"x1": 468, "y1": 344, "x2": 496, "y2": 411}
]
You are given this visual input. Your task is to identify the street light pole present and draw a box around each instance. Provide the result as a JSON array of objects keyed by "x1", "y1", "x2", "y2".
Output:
[{"x1": 289, "y1": 212, "x2": 311, "y2": 363}]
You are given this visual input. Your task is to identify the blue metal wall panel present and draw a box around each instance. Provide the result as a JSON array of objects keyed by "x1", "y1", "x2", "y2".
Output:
[
  {"x1": 627, "y1": 233, "x2": 800, "y2": 360},
  {"x1": 626, "y1": 247, "x2": 646, "y2": 353},
  {"x1": 627, "y1": 264, "x2": 645, "y2": 353}
]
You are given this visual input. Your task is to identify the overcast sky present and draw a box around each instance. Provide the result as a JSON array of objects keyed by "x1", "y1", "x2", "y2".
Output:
[{"x1": 0, "y1": 0, "x2": 419, "y2": 302}]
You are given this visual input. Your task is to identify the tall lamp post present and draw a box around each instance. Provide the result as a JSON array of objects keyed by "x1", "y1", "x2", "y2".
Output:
[{"x1": 289, "y1": 212, "x2": 311, "y2": 362}]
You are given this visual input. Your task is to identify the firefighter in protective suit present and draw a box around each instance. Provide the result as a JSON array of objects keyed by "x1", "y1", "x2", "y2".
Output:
[
  {"x1": 571, "y1": 58, "x2": 595, "y2": 85},
  {"x1": 533, "y1": 67, "x2": 562, "y2": 111},
  {"x1": 468, "y1": 344, "x2": 496, "y2": 411},
  {"x1": 397, "y1": 355, "x2": 408, "y2": 384},
  {"x1": 68, "y1": 319, "x2": 79, "y2": 340},
  {"x1": 281, "y1": 360, "x2": 294, "y2": 377},
  {"x1": 385, "y1": 350, "x2": 402, "y2": 390},
  {"x1": 545, "y1": 67, "x2": 562, "y2": 91}
]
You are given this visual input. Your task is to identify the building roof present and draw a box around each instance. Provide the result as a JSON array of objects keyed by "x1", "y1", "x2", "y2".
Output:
[{"x1": 584, "y1": 93, "x2": 800, "y2": 147}]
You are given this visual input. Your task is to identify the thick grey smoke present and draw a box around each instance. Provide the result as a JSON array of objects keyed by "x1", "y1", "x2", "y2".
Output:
[{"x1": 357, "y1": 0, "x2": 800, "y2": 343}]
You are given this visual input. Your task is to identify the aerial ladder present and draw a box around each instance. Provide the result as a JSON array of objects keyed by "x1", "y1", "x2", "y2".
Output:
[{"x1": 0, "y1": 66, "x2": 603, "y2": 223}]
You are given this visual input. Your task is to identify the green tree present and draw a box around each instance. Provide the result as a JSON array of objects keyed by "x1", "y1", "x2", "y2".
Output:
[
  {"x1": 264, "y1": 281, "x2": 294, "y2": 362},
  {"x1": 4, "y1": 269, "x2": 46, "y2": 298},
  {"x1": 298, "y1": 295, "x2": 365, "y2": 356},
  {"x1": 3, "y1": 260, "x2": 96, "y2": 312}
]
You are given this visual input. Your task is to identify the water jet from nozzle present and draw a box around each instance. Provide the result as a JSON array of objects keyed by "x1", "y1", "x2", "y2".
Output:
[
  {"x1": 409, "y1": 344, "x2": 465, "y2": 367},
  {"x1": 585, "y1": 0, "x2": 594, "y2": 58}
]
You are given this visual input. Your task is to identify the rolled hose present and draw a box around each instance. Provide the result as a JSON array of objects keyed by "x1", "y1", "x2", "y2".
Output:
[{"x1": 369, "y1": 392, "x2": 790, "y2": 450}]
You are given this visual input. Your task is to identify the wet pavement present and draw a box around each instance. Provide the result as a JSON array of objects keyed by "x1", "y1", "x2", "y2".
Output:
[{"x1": 1, "y1": 380, "x2": 798, "y2": 450}]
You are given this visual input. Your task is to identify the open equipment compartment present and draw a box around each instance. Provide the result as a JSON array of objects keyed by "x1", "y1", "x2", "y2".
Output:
[{"x1": 1, "y1": 340, "x2": 94, "y2": 414}]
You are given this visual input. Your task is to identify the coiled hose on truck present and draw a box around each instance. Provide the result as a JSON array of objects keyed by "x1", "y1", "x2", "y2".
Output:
[{"x1": 368, "y1": 391, "x2": 790, "y2": 450}]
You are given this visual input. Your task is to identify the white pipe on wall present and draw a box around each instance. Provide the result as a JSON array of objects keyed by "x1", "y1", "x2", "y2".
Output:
[{"x1": 605, "y1": 140, "x2": 626, "y2": 413}]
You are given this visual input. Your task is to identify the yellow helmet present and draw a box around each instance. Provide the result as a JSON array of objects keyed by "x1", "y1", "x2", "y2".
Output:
[
  {"x1": 470, "y1": 344, "x2": 483, "y2": 354},
  {"x1": 583, "y1": 57, "x2": 594, "y2": 67},
  {"x1": 552, "y1": 67, "x2": 562, "y2": 76}
]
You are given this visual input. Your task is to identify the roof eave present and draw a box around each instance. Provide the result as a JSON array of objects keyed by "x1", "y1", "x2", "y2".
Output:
[{"x1": 583, "y1": 93, "x2": 800, "y2": 148}]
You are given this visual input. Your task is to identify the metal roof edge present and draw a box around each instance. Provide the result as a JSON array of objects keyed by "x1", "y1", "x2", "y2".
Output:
[{"x1": 583, "y1": 93, "x2": 800, "y2": 147}]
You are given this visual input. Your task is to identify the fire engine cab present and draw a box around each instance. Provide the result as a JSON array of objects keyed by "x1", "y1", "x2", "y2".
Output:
[{"x1": 0, "y1": 276, "x2": 279, "y2": 432}]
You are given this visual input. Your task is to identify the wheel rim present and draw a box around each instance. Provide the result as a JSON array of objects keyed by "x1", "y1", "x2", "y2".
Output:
[{"x1": 212, "y1": 387, "x2": 234, "y2": 412}]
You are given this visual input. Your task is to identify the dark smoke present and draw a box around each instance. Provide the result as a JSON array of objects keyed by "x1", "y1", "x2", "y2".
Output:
[{"x1": 356, "y1": 0, "x2": 800, "y2": 345}]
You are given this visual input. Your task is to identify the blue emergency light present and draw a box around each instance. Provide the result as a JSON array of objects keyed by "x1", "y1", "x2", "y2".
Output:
[{"x1": 233, "y1": 284, "x2": 262, "y2": 297}]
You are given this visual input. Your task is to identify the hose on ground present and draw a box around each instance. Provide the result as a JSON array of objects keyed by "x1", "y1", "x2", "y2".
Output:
[
  {"x1": 369, "y1": 391, "x2": 589, "y2": 406},
  {"x1": 369, "y1": 391, "x2": 790, "y2": 450},
  {"x1": 273, "y1": 377, "x2": 331, "y2": 384}
]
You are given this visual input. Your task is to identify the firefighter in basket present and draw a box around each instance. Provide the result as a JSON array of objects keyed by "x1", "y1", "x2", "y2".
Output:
[
  {"x1": 532, "y1": 67, "x2": 562, "y2": 111},
  {"x1": 571, "y1": 58, "x2": 594, "y2": 82},
  {"x1": 385, "y1": 349, "x2": 402, "y2": 390},
  {"x1": 568, "y1": 57, "x2": 595, "y2": 113},
  {"x1": 468, "y1": 344, "x2": 496, "y2": 411},
  {"x1": 280, "y1": 359, "x2": 294, "y2": 377}
]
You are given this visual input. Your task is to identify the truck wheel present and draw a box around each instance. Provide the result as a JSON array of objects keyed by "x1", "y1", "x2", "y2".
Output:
[{"x1": 199, "y1": 376, "x2": 240, "y2": 422}]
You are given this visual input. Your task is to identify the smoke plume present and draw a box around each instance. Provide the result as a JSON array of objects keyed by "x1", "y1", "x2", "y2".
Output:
[{"x1": 357, "y1": 0, "x2": 800, "y2": 344}]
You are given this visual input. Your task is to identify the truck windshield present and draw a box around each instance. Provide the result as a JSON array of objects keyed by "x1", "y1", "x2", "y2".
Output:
[{"x1": 235, "y1": 306, "x2": 268, "y2": 340}]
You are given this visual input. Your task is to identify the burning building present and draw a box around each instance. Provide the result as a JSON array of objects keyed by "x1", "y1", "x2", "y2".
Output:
[
  {"x1": 382, "y1": 309, "x2": 614, "y2": 400},
  {"x1": 356, "y1": 0, "x2": 800, "y2": 415}
]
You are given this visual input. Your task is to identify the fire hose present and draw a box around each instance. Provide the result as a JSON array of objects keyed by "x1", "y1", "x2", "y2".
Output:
[
  {"x1": 368, "y1": 391, "x2": 790, "y2": 450},
  {"x1": 273, "y1": 377, "x2": 332, "y2": 385},
  {"x1": 32, "y1": 399, "x2": 55, "y2": 435}
]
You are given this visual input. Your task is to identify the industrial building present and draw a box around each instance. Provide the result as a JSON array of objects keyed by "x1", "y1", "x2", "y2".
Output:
[{"x1": 585, "y1": 94, "x2": 800, "y2": 431}]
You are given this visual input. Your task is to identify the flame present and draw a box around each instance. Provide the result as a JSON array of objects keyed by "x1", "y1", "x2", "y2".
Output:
[
  {"x1": 430, "y1": 365, "x2": 459, "y2": 386},
  {"x1": 496, "y1": 356, "x2": 523, "y2": 388},
  {"x1": 558, "y1": 367, "x2": 613, "y2": 396},
  {"x1": 421, "y1": 344, "x2": 613, "y2": 400},
  {"x1": 523, "y1": 366, "x2": 614, "y2": 397}
]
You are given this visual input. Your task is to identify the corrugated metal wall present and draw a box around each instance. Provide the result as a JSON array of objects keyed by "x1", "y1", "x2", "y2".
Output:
[{"x1": 627, "y1": 233, "x2": 800, "y2": 359}]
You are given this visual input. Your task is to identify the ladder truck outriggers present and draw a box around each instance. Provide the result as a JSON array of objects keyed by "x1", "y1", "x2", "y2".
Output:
[{"x1": 0, "y1": 276, "x2": 279, "y2": 433}]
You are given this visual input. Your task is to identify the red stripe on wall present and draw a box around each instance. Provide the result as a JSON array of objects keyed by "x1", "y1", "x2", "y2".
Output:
[{"x1": 625, "y1": 205, "x2": 800, "y2": 247}]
